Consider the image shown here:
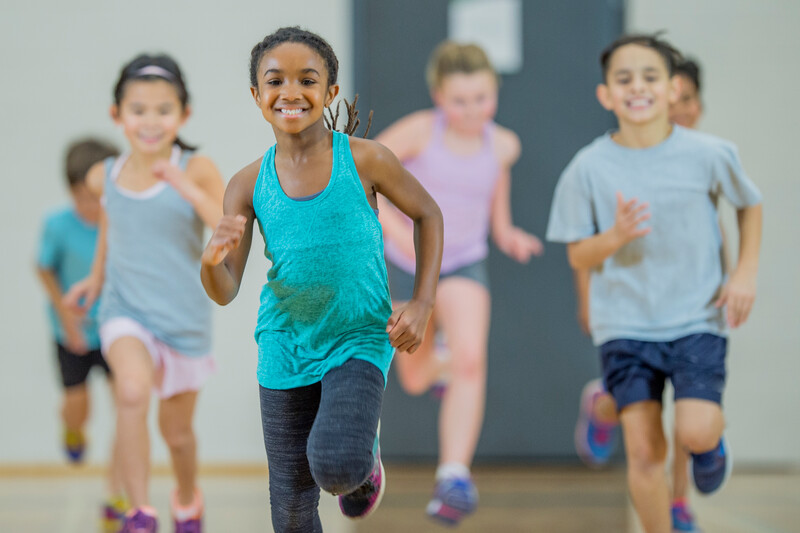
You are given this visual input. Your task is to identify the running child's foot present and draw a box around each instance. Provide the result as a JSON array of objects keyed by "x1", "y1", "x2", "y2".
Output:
[
  {"x1": 671, "y1": 498, "x2": 702, "y2": 532},
  {"x1": 691, "y1": 435, "x2": 732, "y2": 495},
  {"x1": 338, "y1": 448, "x2": 386, "y2": 519},
  {"x1": 172, "y1": 488, "x2": 204, "y2": 532},
  {"x1": 101, "y1": 495, "x2": 129, "y2": 533},
  {"x1": 575, "y1": 379, "x2": 618, "y2": 467},
  {"x1": 426, "y1": 476, "x2": 478, "y2": 526},
  {"x1": 120, "y1": 507, "x2": 158, "y2": 533},
  {"x1": 63, "y1": 428, "x2": 86, "y2": 463}
]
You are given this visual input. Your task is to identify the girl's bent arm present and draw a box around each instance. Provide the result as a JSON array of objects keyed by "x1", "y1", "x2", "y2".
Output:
[
  {"x1": 155, "y1": 156, "x2": 225, "y2": 229},
  {"x1": 200, "y1": 162, "x2": 259, "y2": 305}
]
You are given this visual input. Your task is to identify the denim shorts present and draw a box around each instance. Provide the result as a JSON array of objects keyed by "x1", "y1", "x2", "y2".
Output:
[
  {"x1": 600, "y1": 333, "x2": 727, "y2": 411},
  {"x1": 385, "y1": 259, "x2": 489, "y2": 302}
]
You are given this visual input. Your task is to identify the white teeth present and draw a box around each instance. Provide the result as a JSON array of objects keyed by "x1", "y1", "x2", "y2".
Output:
[{"x1": 281, "y1": 109, "x2": 303, "y2": 116}]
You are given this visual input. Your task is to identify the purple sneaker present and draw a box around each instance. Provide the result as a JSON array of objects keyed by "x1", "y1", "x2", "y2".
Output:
[
  {"x1": 121, "y1": 508, "x2": 158, "y2": 533},
  {"x1": 338, "y1": 450, "x2": 386, "y2": 519},
  {"x1": 172, "y1": 489, "x2": 204, "y2": 533},
  {"x1": 426, "y1": 476, "x2": 478, "y2": 526},
  {"x1": 575, "y1": 379, "x2": 618, "y2": 467}
]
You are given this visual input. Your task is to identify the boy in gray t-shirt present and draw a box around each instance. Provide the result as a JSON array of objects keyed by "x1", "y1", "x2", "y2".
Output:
[{"x1": 547, "y1": 34, "x2": 762, "y2": 533}]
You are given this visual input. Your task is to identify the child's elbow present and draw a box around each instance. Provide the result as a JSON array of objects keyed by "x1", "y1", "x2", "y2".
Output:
[{"x1": 566, "y1": 244, "x2": 584, "y2": 270}]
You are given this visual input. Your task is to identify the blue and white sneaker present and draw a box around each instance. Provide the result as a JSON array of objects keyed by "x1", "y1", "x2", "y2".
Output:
[
  {"x1": 426, "y1": 476, "x2": 478, "y2": 526},
  {"x1": 691, "y1": 435, "x2": 733, "y2": 495},
  {"x1": 671, "y1": 499, "x2": 702, "y2": 532},
  {"x1": 575, "y1": 379, "x2": 618, "y2": 467}
]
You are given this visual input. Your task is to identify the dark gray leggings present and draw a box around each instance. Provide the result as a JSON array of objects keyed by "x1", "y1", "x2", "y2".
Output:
[{"x1": 259, "y1": 358, "x2": 384, "y2": 533}]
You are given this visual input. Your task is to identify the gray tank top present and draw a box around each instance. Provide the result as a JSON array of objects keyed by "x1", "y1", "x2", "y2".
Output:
[{"x1": 98, "y1": 146, "x2": 211, "y2": 357}]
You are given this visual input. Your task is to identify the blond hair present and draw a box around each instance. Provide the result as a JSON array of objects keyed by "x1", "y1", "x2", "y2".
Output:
[{"x1": 425, "y1": 41, "x2": 497, "y2": 90}]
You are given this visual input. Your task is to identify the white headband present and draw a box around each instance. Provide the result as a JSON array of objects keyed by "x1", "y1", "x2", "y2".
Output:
[{"x1": 134, "y1": 65, "x2": 176, "y2": 82}]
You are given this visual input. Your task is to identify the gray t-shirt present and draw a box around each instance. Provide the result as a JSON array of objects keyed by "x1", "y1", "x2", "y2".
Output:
[{"x1": 546, "y1": 126, "x2": 762, "y2": 345}]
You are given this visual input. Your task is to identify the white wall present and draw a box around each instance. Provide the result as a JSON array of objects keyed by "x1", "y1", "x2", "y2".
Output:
[
  {"x1": 628, "y1": 0, "x2": 800, "y2": 463},
  {"x1": 0, "y1": 0, "x2": 352, "y2": 464}
]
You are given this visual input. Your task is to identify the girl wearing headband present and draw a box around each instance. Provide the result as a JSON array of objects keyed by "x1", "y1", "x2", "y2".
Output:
[{"x1": 66, "y1": 53, "x2": 225, "y2": 533}]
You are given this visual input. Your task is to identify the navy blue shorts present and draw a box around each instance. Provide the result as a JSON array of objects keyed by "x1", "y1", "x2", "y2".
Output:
[{"x1": 600, "y1": 333, "x2": 727, "y2": 412}]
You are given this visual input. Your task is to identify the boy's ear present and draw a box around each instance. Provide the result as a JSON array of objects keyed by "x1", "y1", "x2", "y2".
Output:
[
  {"x1": 325, "y1": 83, "x2": 340, "y2": 107},
  {"x1": 431, "y1": 88, "x2": 443, "y2": 108},
  {"x1": 596, "y1": 83, "x2": 613, "y2": 111},
  {"x1": 668, "y1": 75, "x2": 681, "y2": 105},
  {"x1": 109, "y1": 104, "x2": 120, "y2": 123}
]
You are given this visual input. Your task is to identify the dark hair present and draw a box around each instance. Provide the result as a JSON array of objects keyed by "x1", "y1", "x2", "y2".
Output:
[
  {"x1": 674, "y1": 58, "x2": 701, "y2": 93},
  {"x1": 65, "y1": 138, "x2": 119, "y2": 187},
  {"x1": 113, "y1": 53, "x2": 196, "y2": 151},
  {"x1": 249, "y1": 27, "x2": 371, "y2": 137},
  {"x1": 600, "y1": 33, "x2": 683, "y2": 80}
]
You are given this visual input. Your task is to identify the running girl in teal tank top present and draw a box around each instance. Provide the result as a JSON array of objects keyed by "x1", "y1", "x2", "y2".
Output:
[
  {"x1": 200, "y1": 27, "x2": 443, "y2": 531},
  {"x1": 65, "y1": 54, "x2": 225, "y2": 533}
]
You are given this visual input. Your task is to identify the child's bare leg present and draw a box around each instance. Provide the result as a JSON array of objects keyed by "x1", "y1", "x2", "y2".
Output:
[
  {"x1": 105, "y1": 337, "x2": 154, "y2": 508},
  {"x1": 105, "y1": 379, "x2": 125, "y2": 498},
  {"x1": 674, "y1": 399, "x2": 724, "y2": 455},
  {"x1": 62, "y1": 385, "x2": 89, "y2": 432},
  {"x1": 159, "y1": 391, "x2": 199, "y2": 506},
  {"x1": 671, "y1": 428, "x2": 690, "y2": 501},
  {"x1": 436, "y1": 279, "x2": 490, "y2": 468},
  {"x1": 393, "y1": 314, "x2": 439, "y2": 395},
  {"x1": 619, "y1": 401, "x2": 670, "y2": 533},
  {"x1": 593, "y1": 391, "x2": 620, "y2": 425}
]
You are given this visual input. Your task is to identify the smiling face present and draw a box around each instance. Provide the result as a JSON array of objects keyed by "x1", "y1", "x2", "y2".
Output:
[
  {"x1": 250, "y1": 42, "x2": 339, "y2": 135},
  {"x1": 433, "y1": 70, "x2": 498, "y2": 135},
  {"x1": 111, "y1": 79, "x2": 188, "y2": 156},
  {"x1": 597, "y1": 44, "x2": 678, "y2": 128},
  {"x1": 670, "y1": 73, "x2": 703, "y2": 129}
]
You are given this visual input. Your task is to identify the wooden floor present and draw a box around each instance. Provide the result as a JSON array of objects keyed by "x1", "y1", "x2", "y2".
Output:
[{"x1": 0, "y1": 464, "x2": 797, "y2": 532}]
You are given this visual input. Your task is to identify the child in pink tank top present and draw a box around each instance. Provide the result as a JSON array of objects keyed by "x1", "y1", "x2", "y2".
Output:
[{"x1": 376, "y1": 41, "x2": 543, "y2": 526}]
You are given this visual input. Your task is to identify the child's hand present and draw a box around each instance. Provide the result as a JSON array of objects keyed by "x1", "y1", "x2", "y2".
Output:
[
  {"x1": 202, "y1": 215, "x2": 247, "y2": 266},
  {"x1": 62, "y1": 314, "x2": 89, "y2": 355},
  {"x1": 716, "y1": 268, "x2": 757, "y2": 328},
  {"x1": 63, "y1": 276, "x2": 102, "y2": 315},
  {"x1": 386, "y1": 298, "x2": 433, "y2": 353},
  {"x1": 612, "y1": 192, "x2": 651, "y2": 246},
  {"x1": 153, "y1": 161, "x2": 193, "y2": 197},
  {"x1": 498, "y1": 227, "x2": 544, "y2": 263}
]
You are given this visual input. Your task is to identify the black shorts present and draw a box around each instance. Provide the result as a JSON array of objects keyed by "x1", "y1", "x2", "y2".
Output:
[{"x1": 56, "y1": 342, "x2": 111, "y2": 388}]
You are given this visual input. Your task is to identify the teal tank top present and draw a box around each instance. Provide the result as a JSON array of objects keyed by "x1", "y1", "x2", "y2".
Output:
[
  {"x1": 253, "y1": 130, "x2": 393, "y2": 389},
  {"x1": 99, "y1": 146, "x2": 212, "y2": 357}
]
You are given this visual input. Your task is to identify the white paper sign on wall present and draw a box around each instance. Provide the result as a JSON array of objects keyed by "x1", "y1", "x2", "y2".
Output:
[{"x1": 448, "y1": 0, "x2": 523, "y2": 74}]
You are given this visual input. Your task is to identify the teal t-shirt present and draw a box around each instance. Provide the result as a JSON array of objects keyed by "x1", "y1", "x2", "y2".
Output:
[
  {"x1": 546, "y1": 126, "x2": 762, "y2": 346},
  {"x1": 252, "y1": 130, "x2": 394, "y2": 389},
  {"x1": 37, "y1": 207, "x2": 100, "y2": 349}
]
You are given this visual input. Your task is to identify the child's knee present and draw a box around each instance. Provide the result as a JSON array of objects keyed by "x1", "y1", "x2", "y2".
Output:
[
  {"x1": 676, "y1": 422, "x2": 721, "y2": 453},
  {"x1": 450, "y1": 346, "x2": 486, "y2": 380},
  {"x1": 307, "y1": 447, "x2": 372, "y2": 495},
  {"x1": 626, "y1": 436, "x2": 667, "y2": 473},
  {"x1": 159, "y1": 422, "x2": 194, "y2": 451},
  {"x1": 114, "y1": 379, "x2": 150, "y2": 411},
  {"x1": 396, "y1": 369, "x2": 430, "y2": 396}
]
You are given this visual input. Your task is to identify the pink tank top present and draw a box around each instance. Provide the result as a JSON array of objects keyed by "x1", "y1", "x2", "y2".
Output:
[{"x1": 384, "y1": 111, "x2": 501, "y2": 274}]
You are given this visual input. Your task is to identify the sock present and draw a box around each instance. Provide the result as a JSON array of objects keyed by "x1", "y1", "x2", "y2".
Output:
[
  {"x1": 671, "y1": 497, "x2": 688, "y2": 509},
  {"x1": 172, "y1": 488, "x2": 203, "y2": 521},
  {"x1": 436, "y1": 462, "x2": 470, "y2": 481}
]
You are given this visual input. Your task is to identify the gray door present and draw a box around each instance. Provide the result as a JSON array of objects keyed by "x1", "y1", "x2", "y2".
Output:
[{"x1": 354, "y1": 0, "x2": 623, "y2": 461}]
